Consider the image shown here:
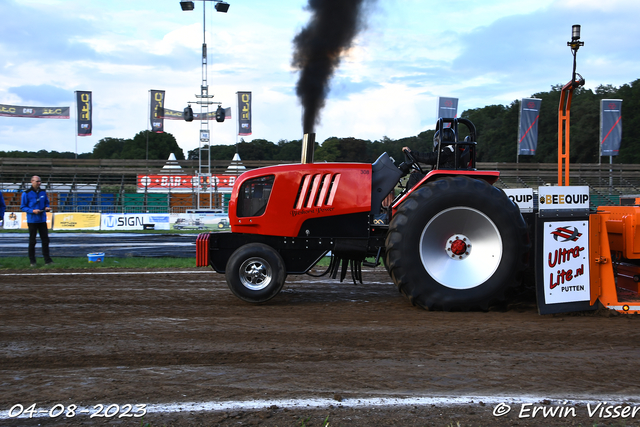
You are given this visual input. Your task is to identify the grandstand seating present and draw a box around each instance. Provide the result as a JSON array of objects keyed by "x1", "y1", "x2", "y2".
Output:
[
  {"x1": 3, "y1": 160, "x2": 640, "y2": 213},
  {"x1": 145, "y1": 193, "x2": 169, "y2": 213},
  {"x1": 123, "y1": 194, "x2": 145, "y2": 213},
  {"x1": 48, "y1": 192, "x2": 58, "y2": 210},
  {"x1": 169, "y1": 194, "x2": 195, "y2": 213},
  {"x1": 2, "y1": 192, "x2": 17, "y2": 210},
  {"x1": 98, "y1": 194, "x2": 118, "y2": 213}
]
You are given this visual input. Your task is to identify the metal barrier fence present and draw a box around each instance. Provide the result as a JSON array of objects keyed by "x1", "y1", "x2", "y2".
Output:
[
  {"x1": 2, "y1": 192, "x2": 228, "y2": 214},
  {"x1": 4, "y1": 161, "x2": 640, "y2": 213}
]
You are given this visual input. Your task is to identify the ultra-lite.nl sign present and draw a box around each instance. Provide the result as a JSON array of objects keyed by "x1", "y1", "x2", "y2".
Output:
[
  {"x1": 542, "y1": 219, "x2": 590, "y2": 305},
  {"x1": 536, "y1": 186, "x2": 592, "y2": 313}
]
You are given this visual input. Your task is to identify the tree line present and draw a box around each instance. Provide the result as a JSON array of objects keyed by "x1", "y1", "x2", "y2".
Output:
[
  {"x1": 465, "y1": 79, "x2": 640, "y2": 164},
  {"x1": 0, "y1": 130, "x2": 185, "y2": 161},
  {"x1": 2, "y1": 78, "x2": 638, "y2": 164}
]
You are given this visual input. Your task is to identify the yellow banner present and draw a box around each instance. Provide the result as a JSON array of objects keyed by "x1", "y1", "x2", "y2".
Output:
[
  {"x1": 53, "y1": 213, "x2": 101, "y2": 230},
  {"x1": 16, "y1": 212, "x2": 53, "y2": 229}
]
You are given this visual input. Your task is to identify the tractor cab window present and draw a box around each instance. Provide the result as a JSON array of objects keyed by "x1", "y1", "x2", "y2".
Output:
[{"x1": 237, "y1": 175, "x2": 275, "y2": 218}]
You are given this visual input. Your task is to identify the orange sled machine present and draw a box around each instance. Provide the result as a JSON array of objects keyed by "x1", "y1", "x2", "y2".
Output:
[{"x1": 590, "y1": 205, "x2": 640, "y2": 314}]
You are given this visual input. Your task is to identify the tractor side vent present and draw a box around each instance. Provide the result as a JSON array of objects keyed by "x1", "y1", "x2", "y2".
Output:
[{"x1": 294, "y1": 173, "x2": 341, "y2": 210}]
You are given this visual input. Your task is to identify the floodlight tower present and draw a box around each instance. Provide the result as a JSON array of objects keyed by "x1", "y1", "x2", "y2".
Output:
[{"x1": 180, "y1": 0, "x2": 229, "y2": 209}]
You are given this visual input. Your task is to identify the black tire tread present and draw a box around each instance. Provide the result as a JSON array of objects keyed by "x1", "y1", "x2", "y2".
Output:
[
  {"x1": 225, "y1": 243, "x2": 286, "y2": 303},
  {"x1": 385, "y1": 176, "x2": 529, "y2": 311}
]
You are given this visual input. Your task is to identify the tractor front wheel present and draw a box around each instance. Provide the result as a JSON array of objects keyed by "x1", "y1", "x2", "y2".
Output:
[
  {"x1": 385, "y1": 176, "x2": 529, "y2": 311},
  {"x1": 226, "y1": 243, "x2": 286, "y2": 303}
]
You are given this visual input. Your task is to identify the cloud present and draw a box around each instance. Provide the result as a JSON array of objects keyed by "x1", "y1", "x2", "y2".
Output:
[
  {"x1": 0, "y1": 1, "x2": 100, "y2": 62},
  {"x1": 8, "y1": 84, "x2": 73, "y2": 105},
  {"x1": 0, "y1": 0, "x2": 638, "y2": 154},
  {"x1": 440, "y1": 4, "x2": 640, "y2": 108},
  {"x1": 328, "y1": 77, "x2": 381, "y2": 100}
]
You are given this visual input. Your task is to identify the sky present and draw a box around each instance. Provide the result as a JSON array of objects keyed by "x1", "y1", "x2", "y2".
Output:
[{"x1": 0, "y1": 0, "x2": 639, "y2": 157}]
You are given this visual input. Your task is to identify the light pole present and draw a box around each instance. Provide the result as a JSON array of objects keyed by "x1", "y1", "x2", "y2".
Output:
[
  {"x1": 557, "y1": 24, "x2": 585, "y2": 186},
  {"x1": 180, "y1": 0, "x2": 229, "y2": 209}
]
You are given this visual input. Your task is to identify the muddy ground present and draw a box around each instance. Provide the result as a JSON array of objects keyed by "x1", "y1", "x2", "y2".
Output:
[{"x1": 1, "y1": 267, "x2": 639, "y2": 427}]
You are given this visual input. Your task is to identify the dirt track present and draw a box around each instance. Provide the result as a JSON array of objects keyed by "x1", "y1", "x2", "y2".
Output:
[{"x1": 1, "y1": 267, "x2": 640, "y2": 426}]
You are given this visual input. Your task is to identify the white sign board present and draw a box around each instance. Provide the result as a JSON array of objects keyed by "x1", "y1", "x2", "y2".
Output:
[
  {"x1": 504, "y1": 188, "x2": 534, "y2": 213},
  {"x1": 2, "y1": 212, "x2": 23, "y2": 229},
  {"x1": 542, "y1": 219, "x2": 590, "y2": 304},
  {"x1": 100, "y1": 214, "x2": 171, "y2": 231},
  {"x1": 538, "y1": 186, "x2": 590, "y2": 211}
]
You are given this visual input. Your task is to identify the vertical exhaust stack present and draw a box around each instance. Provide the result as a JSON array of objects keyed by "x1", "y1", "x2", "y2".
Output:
[{"x1": 301, "y1": 132, "x2": 316, "y2": 164}]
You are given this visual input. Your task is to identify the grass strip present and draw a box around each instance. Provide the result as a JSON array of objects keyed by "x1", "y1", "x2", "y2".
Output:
[
  {"x1": 0, "y1": 255, "x2": 338, "y2": 270},
  {"x1": 0, "y1": 256, "x2": 197, "y2": 270}
]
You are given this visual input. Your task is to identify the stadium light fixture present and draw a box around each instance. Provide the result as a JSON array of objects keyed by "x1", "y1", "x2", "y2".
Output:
[
  {"x1": 568, "y1": 24, "x2": 584, "y2": 53},
  {"x1": 571, "y1": 25, "x2": 581, "y2": 41},
  {"x1": 180, "y1": 1, "x2": 194, "y2": 11},
  {"x1": 215, "y1": 2, "x2": 229, "y2": 13},
  {"x1": 179, "y1": 0, "x2": 229, "y2": 13}
]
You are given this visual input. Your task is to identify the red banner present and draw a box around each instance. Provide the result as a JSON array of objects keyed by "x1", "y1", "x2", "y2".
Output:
[{"x1": 138, "y1": 174, "x2": 237, "y2": 190}]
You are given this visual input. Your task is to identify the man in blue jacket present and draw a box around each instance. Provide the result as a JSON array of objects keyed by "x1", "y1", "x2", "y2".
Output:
[
  {"x1": 21, "y1": 176, "x2": 53, "y2": 266},
  {"x1": 0, "y1": 191, "x2": 6, "y2": 228}
]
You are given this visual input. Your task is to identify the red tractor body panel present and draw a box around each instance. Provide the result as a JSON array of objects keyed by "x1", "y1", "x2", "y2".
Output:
[
  {"x1": 229, "y1": 163, "x2": 373, "y2": 237},
  {"x1": 392, "y1": 169, "x2": 500, "y2": 210}
]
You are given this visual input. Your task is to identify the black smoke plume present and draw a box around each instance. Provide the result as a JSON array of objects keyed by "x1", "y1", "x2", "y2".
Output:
[{"x1": 292, "y1": 0, "x2": 372, "y2": 134}]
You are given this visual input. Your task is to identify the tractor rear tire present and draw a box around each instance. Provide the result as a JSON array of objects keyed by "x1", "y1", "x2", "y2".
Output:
[
  {"x1": 385, "y1": 176, "x2": 529, "y2": 311},
  {"x1": 226, "y1": 243, "x2": 286, "y2": 303}
]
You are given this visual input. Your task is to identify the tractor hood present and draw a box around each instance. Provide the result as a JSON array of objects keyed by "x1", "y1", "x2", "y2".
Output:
[{"x1": 228, "y1": 163, "x2": 373, "y2": 237}]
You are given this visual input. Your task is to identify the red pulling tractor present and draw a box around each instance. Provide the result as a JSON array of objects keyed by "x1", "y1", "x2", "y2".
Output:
[{"x1": 197, "y1": 117, "x2": 530, "y2": 311}]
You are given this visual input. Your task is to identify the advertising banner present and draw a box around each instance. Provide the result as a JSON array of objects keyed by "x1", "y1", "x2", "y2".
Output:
[
  {"x1": 237, "y1": 92, "x2": 252, "y2": 136},
  {"x1": 518, "y1": 98, "x2": 542, "y2": 156},
  {"x1": 17, "y1": 212, "x2": 53, "y2": 229},
  {"x1": 600, "y1": 99, "x2": 623, "y2": 156},
  {"x1": 161, "y1": 107, "x2": 232, "y2": 121},
  {"x1": 536, "y1": 185, "x2": 593, "y2": 314},
  {"x1": 3, "y1": 212, "x2": 24, "y2": 229},
  {"x1": 542, "y1": 219, "x2": 590, "y2": 305},
  {"x1": 100, "y1": 213, "x2": 171, "y2": 231},
  {"x1": 195, "y1": 107, "x2": 231, "y2": 121},
  {"x1": 76, "y1": 91, "x2": 92, "y2": 136},
  {"x1": 53, "y1": 213, "x2": 100, "y2": 230},
  {"x1": 2, "y1": 211, "x2": 53, "y2": 229},
  {"x1": 538, "y1": 186, "x2": 590, "y2": 212},
  {"x1": 137, "y1": 174, "x2": 237, "y2": 191},
  {"x1": 160, "y1": 108, "x2": 184, "y2": 120},
  {"x1": 0, "y1": 104, "x2": 70, "y2": 119},
  {"x1": 437, "y1": 97, "x2": 458, "y2": 128},
  {"x1": 170, "y1": 212, "x2": 229, "y2": 230},
  {"x1": 503, "y1": 188, "x2": 534, "y2": 213},
  {"x1": 150, "y1": 90, "x2": 165, "y2": 133}
]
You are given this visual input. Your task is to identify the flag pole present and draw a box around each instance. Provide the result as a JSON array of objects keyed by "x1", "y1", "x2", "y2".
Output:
[
  {"x1": 74, "y1": 91, "x2": 78, "y2": 160},
  {"x1": 146, "y1": 90, "x2": 150, "y2": 162}
]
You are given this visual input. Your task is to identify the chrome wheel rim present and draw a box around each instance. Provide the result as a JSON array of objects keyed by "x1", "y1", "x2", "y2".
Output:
[
  {"x1": 419, "y1": 207, "x2": 502, "y2": 289},
  {"x1": 239, "y1": 257, "x2": 272, "y2": 291}
]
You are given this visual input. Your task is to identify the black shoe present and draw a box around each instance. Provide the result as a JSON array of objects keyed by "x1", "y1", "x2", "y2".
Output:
[{"x1": 45, "y1": 260, "x2": 54, "y2": 265}]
